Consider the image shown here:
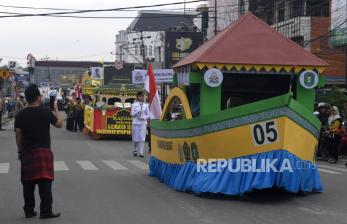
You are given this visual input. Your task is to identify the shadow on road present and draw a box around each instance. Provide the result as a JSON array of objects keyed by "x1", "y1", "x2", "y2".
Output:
[{"x1": 193, "y1": 188, "x2": 319, "y2": 204}]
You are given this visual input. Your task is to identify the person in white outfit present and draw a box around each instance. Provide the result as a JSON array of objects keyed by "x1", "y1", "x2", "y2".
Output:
[{"x1": 131, "y1": 91, "x2": 150, "y2": 157}]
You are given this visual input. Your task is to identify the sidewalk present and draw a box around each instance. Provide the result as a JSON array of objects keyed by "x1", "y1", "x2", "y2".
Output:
[{"x1": 1, "y1": 115, "x2": 13, "y2": 127}]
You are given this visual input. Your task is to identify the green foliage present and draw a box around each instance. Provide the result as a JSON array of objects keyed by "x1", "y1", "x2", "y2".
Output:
[{"x1": 319, "y1": 86, "x2": 347, "y2": 109}]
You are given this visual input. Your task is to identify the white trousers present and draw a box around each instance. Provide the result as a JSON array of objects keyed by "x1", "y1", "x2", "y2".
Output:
[{"x1": 134, "y1": 142, "x2": 145, "y2": 155}]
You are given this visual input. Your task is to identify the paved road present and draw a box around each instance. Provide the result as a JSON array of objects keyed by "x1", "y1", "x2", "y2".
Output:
[{"x1": 1, "y1": 119, "x2": 347, "y2": 224}]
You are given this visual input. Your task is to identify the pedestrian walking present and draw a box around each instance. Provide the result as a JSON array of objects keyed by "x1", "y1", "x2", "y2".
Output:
[
  {"x1": 327, "y1": 106, "x2": 342, "y2": 164},
  {"x1": 7, "y1": 99, "x2": 15, "y2": 118},
  {"x1": 65, "y1": 99, "x2": 74, "y2": 131},
  {"x1": 131, "y1": 91, "x2": 149, "y2": 157},
  {"x1": 15, "y1": 95, "x2": 26, "y2": 116},
  {"x1": 72, "y1": 97, "x2": 84, "y2": 131},
  {"x1": 14, "y1": 84, "x2": 62, "y2": 219},
  {"x1": 0, "y1": 97, "x2": 4, "y2": 131}
]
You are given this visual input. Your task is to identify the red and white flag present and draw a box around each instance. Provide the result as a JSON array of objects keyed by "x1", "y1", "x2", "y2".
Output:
[{"x1": 145, "y1": 64, "x2": 162, "y2": 119}]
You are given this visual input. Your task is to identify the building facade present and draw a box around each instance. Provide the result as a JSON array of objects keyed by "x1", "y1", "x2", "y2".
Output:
[
  {"x1": 31, "y1": 61, "x2": 107, "y2": 88},
  {"x1": 207, "y1": 0, "x2": 346, "y2": 85},
  {"x1": 115, "y1": 10, "x2": 201, "y2": 69}
]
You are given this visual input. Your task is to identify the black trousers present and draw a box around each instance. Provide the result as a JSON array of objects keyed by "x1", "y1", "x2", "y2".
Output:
[
  {"x1": 74, "y1": 116, "x2": 84, "y2": 131},
  {"x1": 22, "y1": 179, "x2": 53, "y2": 214},
  {"x1": 328, "y1": 135, "x2": 342, "y2": 161}
]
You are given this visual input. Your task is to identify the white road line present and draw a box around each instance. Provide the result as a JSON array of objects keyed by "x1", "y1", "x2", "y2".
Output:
[
  {"x1": 0, "y1": 163, "x2": 10, "y2": 174},
  {"x1": 318, "y1": 168, "x2": 342, "y2": 175},
  {"x1": 317, "y1": 164, "x2": 347, "y2": 173},
  {"x1": 54, "y1": 161, "x2": 69, "y2": 171},
  {"x1": 127, "y1": 160, "x2": 149, "y2": 170},
  {"x1": 76, "y1": 161, "x2": 99, "y2": 170},
  {"x1": 102, "y1": 160, "x2": 128, "y2": 170}
]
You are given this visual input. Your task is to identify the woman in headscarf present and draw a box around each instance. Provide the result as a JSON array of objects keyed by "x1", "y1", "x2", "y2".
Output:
[
  {"x1": 327, "y1": 106, "x2": 343, "y2": 163},
  {"x1": 131, "y1": 91, "x2": 150, "y2": 157}
]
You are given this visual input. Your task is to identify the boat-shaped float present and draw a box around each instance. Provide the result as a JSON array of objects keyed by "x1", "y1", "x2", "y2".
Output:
[{"x1": 149, "y1": 13, "x2": 328, "y2": 195}]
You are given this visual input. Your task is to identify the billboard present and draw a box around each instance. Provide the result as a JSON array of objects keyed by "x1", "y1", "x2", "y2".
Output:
[
  {"x1": 103, "y1": 64, "x2": 134, "y2": 86},
  {"x1": 165, "y1": 32, "x2": 203, "y2": 68},
  {"x1": 330, "y1": 0, "x2": 347, "y2": 47}
]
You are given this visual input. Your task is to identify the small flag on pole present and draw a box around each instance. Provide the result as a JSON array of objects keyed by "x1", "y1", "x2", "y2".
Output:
[{"x1": 145, "y1": 64, "x2": 162, "y2": 119}]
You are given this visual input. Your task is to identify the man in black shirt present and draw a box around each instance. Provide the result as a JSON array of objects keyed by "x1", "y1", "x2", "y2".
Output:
[{"x1": 15, "y1": 84, "x2": 62, "y2": 219}]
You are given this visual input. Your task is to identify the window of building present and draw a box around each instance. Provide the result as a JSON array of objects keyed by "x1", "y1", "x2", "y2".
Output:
[
  {"x1": 135, "y1": 45, "x2": 138, "y2": 55},
  {"x1": 149, "y1": 45, "x2": 153, "y2": 56},
  {"x1": 144, "y1": 45, "x2": 148, "y2": 57},
  {"x1": 276, "y1": 0, "x2": 285, "y2": 23},
  {"x1": 306, "y1": 0, "x2": 329, "y2": 17}
]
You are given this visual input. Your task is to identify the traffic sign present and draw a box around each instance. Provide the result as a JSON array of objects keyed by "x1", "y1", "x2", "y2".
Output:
[{"x1": 0, "y1": 69, "x2": 10, "y2": 80}]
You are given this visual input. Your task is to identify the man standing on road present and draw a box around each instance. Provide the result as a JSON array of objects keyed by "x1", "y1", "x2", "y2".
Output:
[
  {"x1": 0, "y1": 97, "x2": 4, "y2": 131},
  {"x1": 15, "y1": 84, "x2": 62, "y2": 219},
  {"x1": 131, "y1": 91, "x2": 150, "y2": 157}
]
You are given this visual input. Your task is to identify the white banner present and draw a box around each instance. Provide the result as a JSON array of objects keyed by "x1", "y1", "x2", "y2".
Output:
[{"x1": 132, "y1": 69, "x2": 174, "y2": 84}]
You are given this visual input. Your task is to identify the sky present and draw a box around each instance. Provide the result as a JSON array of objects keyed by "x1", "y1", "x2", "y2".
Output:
[{"x1": 0, "y1": 0, "x2": 204, "y2": 66}]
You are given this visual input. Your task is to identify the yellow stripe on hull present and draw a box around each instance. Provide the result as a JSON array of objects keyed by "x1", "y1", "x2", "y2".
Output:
[{"x1": 151, "y1": 117, "x2": 317, "y2": 164}]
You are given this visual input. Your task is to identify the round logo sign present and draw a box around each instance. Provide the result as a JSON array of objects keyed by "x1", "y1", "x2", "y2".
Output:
[
  {"x1": 299, "y1": 70, "x2": 319, "y2": 89},
  {"x1": 204, "y1": 68, "x2": 223, "y2": 87}
]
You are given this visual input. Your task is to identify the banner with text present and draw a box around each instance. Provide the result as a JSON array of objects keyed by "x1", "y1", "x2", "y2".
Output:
[{"x1": 132, "y1": 69, "x2": 174, "y2": 84}]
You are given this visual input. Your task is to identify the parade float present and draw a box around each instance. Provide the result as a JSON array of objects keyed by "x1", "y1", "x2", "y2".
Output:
[
  {"x1": 83, "y1": 64, "x2": 142, "y2": 139},
  {"x1": 149, "y1": 13, "x2": 328, "y2": 195}
]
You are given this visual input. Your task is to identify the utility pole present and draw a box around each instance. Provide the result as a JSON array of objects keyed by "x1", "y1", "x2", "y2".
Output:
[
  {"x1": 140, "y1": 31, "x2": 146, "y2": 69},
  {"x1": 133, "y1": 31, "x2": 151, "y2": 69},
  {"x1": 214, "y1": 0, "x2": 217, "y2": 35},
  {"x1": 345, "y1": 46, "x2": 347, "y2": 89}
]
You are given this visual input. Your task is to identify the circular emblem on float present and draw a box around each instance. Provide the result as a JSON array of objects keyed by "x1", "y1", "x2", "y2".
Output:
[
  {"x1": 299, "y1": 70, "x2": 318, "y2": 89},
  {"x1": 204, "y1": 68, "x2": 223, "y2": 87}
]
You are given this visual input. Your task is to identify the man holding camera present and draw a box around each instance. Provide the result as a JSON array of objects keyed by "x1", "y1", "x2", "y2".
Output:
[{"x1": 15, "y1": 84, "x2": 62, "y2": 219}]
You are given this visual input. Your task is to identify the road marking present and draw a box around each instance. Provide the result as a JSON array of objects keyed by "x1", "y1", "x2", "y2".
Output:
[
  {"x1": 318, "y1": 168, "x2": 342, "y2": 175},
  {"x1": 317, "y1": 164, "x2": 347, "y2": 173},
  {"x1": 103, "y1": 160, "x2": 128, "y2": 170},
  {"x1": 54, "y1": 161, "x2": 69, "y2": 171},
  {"x1": 77, "y1": 161, "x2": 99, "y2": 170},
  {"x1": 0, "y1": 163, "x2": 9, "y2": 173},
  {"x1": 127, "y1": 160, "x2": 148, "y2": 170}
]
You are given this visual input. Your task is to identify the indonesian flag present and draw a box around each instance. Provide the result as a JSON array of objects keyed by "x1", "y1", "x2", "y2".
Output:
[{"x1": 145, "y1": 64, "x2": 162, "y2": 119}]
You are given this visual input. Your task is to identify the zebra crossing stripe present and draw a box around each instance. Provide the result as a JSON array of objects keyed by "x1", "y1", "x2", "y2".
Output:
[
  {"x1": 77, "y1": 161, "x2": 99, "y2": 170},
  {"x1": 318, "y1": 168, "x2": 342, "y2": 175},
  {"x1": 127, "y1": 160, "x2": 148, "y2": 170},
  {"x1": 0, "y1": 163, "x2": 9, "y2": 174},
  {"x1": 102, "y1": 160, "x2": 128, "y2": 170},
  {"x1": 54, "y1": 161, "x2": 69, "y2": 171},
  {"x1": 317, "y1": 164, "x2": 347, "y2": 173}
]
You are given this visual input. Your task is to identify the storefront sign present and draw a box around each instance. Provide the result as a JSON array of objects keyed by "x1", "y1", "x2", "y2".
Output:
[
  {"x1": 299, "y1": 70, "x2": 319, "y2": 89},
  {"x1": 165, "y1": 32, "x2": 203, "y2": 68},
  {"x1": 132, "y1": 69, "x2": 174, "y2": 84},
  {"x1": 204, "y1": 68, "x2": 223, "y2": 87}
]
